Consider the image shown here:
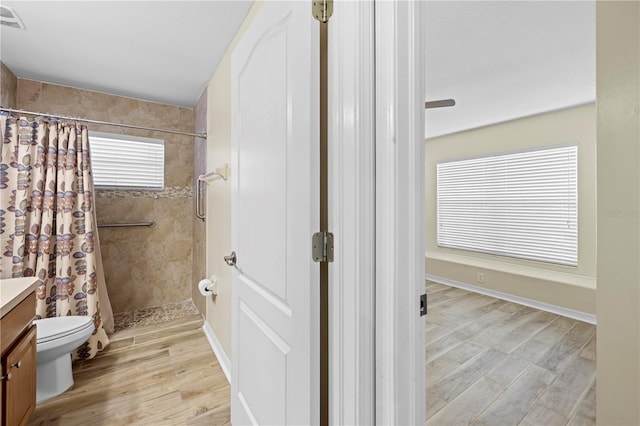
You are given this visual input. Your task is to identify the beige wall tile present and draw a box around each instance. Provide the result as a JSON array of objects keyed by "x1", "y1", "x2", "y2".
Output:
[
  {"x1": 16, "y1": 80, "x2": 195, "y2": 314},
  {"x1": 0, "y1": 62, "x2": 17, "y2": 108}
]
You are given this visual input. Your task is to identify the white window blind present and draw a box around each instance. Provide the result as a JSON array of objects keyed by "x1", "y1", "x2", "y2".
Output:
[
  {"x1": 89, "y1": 132, "x2": 164, "y2": 189},
  {"x1": 437, "y1": 145, "x2": 578, "y2": 266}
]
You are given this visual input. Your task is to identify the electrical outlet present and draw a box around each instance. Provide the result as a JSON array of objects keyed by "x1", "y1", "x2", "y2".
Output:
[{"x1": 476, "y1": 272, "x2": 485, "y2": 283}]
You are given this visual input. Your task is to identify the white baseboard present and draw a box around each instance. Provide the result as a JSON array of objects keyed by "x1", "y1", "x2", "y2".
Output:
[
  {"x1": 425, "y1": 274, "x2": 597, "y2": 325},
  {"x1": 202, "y1": 322, "x2": 231, "y2": 384}
]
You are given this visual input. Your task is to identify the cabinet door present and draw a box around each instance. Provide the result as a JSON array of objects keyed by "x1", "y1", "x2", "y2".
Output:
[{"x1": 3, "y1": 326, "x2": 36, "y2": 426}]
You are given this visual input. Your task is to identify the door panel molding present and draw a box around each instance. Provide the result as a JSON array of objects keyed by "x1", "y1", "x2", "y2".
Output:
[{"x1": 231, "y1": 1, "x2": 319, "y2": 424}]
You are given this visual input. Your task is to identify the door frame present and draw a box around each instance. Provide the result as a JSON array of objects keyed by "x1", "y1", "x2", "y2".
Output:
[
  {"x1": 327, "y1": 1, "x2": 376, "y2": 424},
  {"x1": 222, "y1": 0, "x2": 425, "y2": 422},
  {"x1": 374, "y1": 1, "x2": 426, "y2": 424},
  {"x1": 327, "y1": 0, "x2": 425, "y2": 424}
]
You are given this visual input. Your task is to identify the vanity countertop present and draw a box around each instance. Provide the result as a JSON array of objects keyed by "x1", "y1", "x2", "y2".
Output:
[{"x1": 0, "y1": 277, "x2": 38, "y2": 319}]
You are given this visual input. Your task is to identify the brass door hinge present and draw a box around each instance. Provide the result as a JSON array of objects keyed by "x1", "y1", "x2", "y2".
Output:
[
  {"x1": 312, "y1": 0, "x2": 333, "y2": 23},
  {"x1": 312, "y1": 232, "x2": 334, "y2": 262}
]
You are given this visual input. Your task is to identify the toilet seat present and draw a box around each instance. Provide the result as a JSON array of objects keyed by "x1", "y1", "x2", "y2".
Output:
[{"x1": 35, "y1": 316, "x2": 94, "y2": 344}]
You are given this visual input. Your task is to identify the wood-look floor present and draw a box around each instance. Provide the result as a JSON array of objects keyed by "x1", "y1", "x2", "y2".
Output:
[
  {"x1": 28, "y1": 283, "x2": 596, "y2": 426},
  {"x1": 426, "y1": 281, "x2": 596, "y2": 426},
  {"x1": 28, "y1": 313, "x2": 230, "y2": 425}
]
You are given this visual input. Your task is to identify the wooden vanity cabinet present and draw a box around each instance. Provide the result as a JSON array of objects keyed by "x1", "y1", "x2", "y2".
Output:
[{"x1": 1, "y1": 292, "x2": 37, "y2": 426}]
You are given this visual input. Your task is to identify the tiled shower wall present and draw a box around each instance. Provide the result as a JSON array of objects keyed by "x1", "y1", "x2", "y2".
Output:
[
  {"x1": 0, "y1": 62, "x2": 17, "y2": 107},
  {"x1": 15, "y1": 79, "x2": 195, "y2": 314}
]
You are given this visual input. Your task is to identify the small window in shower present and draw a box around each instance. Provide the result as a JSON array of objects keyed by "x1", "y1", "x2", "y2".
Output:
[{"x1": 89, "y1": 131, "x2": 165, "y2": 189}]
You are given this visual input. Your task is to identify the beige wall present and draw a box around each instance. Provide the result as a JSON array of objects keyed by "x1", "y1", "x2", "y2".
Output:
[
  {"x1": 426, "y1": 104, "x2": 596, "y2": 314},
  {"x1": 192, "y1": 88, "x2": 207, "y2": 316},
  {"x1": 596, "y1": 1, "x2": 640, "y2": 424},
  {"x1": 16, "y1": 79, "x2": 195, "y2": 314},
  {"x1": 204, "y1": 1, "x2": 263, "y2": 359},
  {"x1": 1, "y1": 62, "x2": 17, "y2": 107}
]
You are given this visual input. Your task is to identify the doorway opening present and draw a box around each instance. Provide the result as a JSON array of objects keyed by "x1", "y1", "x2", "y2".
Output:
[{"x1": 423, "y1": 2, "x2": 597, "y2": 424}]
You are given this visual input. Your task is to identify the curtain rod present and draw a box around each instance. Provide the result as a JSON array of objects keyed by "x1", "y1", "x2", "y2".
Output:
[{"x1": 0, "y1": 107, "x2": 207, "y2": 139}]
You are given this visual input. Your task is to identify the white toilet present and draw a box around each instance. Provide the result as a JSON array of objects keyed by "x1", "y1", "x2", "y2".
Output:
[{"x1": 34, "y1": 316, "x2": 95, "y2": 403}]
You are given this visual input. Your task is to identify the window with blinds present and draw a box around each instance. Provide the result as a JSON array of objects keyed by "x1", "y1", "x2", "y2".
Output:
[
  {"x1": 437, "y1": 145, "x2": 578, "y2": 266},
  {"x1": 89, "y1": 132, "x2": 164, "y2": 189}
]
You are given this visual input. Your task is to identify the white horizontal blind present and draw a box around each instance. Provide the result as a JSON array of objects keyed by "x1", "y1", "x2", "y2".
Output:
[
  {"x1": 437, "y1": 145, "x2": 578, "y2": 266},
  {"x1": 89, "y1": 132, "x2": 164, "y2": 189}
]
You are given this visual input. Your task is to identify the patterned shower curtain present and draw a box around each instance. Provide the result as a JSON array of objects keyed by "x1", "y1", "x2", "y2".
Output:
[{"x1": 0, "y1": 113, "x2": 111, "y2": 360}]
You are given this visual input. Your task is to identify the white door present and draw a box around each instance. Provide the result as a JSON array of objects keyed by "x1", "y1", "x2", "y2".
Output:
[{"x1": 230, "y1": 1, "x2": 319, "y2": 425}]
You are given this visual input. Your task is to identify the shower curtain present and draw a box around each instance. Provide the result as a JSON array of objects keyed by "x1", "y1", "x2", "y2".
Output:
[{"x1": 0, "y1": 113, "x2": 113, "y2": 360}]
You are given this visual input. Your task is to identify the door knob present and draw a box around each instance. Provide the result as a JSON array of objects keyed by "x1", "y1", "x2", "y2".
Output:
[{"x1": 224, "y1": 251, "x2": 237, "y2": 266}]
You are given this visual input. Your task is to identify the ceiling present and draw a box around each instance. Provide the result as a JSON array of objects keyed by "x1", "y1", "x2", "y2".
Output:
[
  {"x1": 425, "y1": 1, "x2": 595, "y2": 138},
  {"x1": 0, "y1": 1, "x2": 253, "y2": 108},
  {"x1": 1, "y1": 1, "x2": 595, "y2": 137}
]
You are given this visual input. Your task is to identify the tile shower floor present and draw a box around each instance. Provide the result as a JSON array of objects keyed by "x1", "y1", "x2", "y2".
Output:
[{"x1": 112, "y1": 299, "x2": 201, "y2": 332}]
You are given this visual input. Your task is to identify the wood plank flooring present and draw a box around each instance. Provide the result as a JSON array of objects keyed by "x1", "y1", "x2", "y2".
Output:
[
  {"x1": 28, "y1": 284, "x2": 596, "y2": 425},
  {"x1": 28, "y1": 310, "x2": 230, "y2": 425},
  {"x1": 426, "y1": 281, "x2": 596, "y2": 426}
]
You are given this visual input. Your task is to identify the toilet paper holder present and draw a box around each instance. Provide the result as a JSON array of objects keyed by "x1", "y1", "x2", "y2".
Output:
[{"x1": 198, "y1": 276, "x2": 218, "y2": 296}]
